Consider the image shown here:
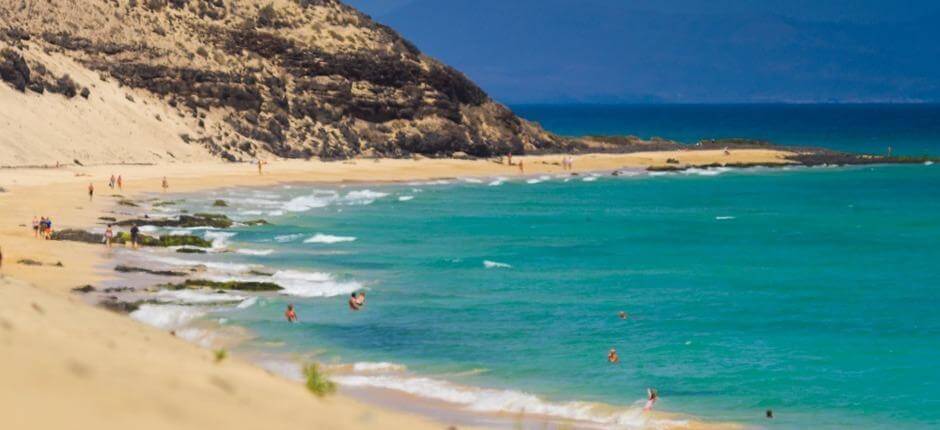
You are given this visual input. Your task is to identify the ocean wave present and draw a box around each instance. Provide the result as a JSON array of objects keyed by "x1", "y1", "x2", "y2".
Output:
[
  {"x1": 488, "y1": 177, "x2": 507, "y2": 186},
  {"x1": 236, "y1": 248, "x2": 275, "y2": 256},
  {"x1": 154, "y1": 289, "x2": 247, "y2": 305},
  {"x1": 274, "y1": 233, "x2": 305, "y2": 243},
  {"x1": 582, "y1": 176, "x2": 597, "y2": 182},
  {"x1": 130, "y1": 304, "x2": 206, "y2": 330},
  {"x1": 715, "y1": 216, "x2": 736, "y2": 221},
  {"x1": 398, "y1": 195, "x2": 415, "y2": 202},
  {"x1": 174, "y1": 327, "x2": 217, "y2": 348},
  {"x1": 343, "y1": 189, "x2": 389, "y2": 205},
  {"x1": 683, "y1": 167, "x2": 731, "y2": 176},
  {"x1": 352, "y1": 362, "x2": 408, "y2": 373},
  {"x1": 283, "y1": 192, "x2": 336, "y2": 212},
  {"x1": 272, "y1": 270, "x2": 363, "y2": 298},
  {"x1": 332, "y1": 374, "x2": 653, "y2": 428},
  {"x1": 461, "y1": 178, "x2": 484, "y2": 184},
  {"x1": 204, "y1": 231, "x2": 236, "y2": 249},
  {"x1": 483, "y1": 260, "x2": 512, "y2": 269},
  {"x1": 147, "y1": 255, "x2": 257, "y2": 273},
  {"x1": 304, "y1": 233, "x2": 357, "y2": 244},
  {"x1": 926, "y1": 161, "x2": 934, "y2": 166}
]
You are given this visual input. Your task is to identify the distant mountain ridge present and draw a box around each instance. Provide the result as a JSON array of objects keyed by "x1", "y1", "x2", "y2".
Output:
[
  {"x1": 364, "y1": 0, "x2": 940, "y2": 103},
  {"x1": 0, "y1": 0, "x2": 566, "y2": 165}
]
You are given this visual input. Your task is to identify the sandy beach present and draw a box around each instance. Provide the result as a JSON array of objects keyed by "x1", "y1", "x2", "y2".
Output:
[{"x1": 0, "y1": 152, "x2": 783, "y2": 430}]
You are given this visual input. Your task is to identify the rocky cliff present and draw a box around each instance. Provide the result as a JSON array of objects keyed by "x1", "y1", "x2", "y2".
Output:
[{"x1": 1, "y1": 0, "x2": 568, "y2": 163}]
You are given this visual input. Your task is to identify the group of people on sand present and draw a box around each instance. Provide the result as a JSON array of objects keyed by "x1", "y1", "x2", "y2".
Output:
[
  {"x1": 108, "y1": 174, "x2": 124, "y2": 190},
  {"x1": 562, "y1": 156, "x2": 575, "y2": 171},
  {"x1": 282, "y1": 291, "x2": 367, "y2": 323},
  {"x1": 102, "y1": 223, "x2": 140, "y2": 249},
  {"x1": 607, "y1": 310, "x2": 659, "y2": 412},
  {"x1": 32, "y1": 216, "x2": 54, "y2": 240}
]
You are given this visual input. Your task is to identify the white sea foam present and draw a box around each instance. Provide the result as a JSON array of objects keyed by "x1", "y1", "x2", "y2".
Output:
[
  {"x1": 582, "y1": 176, "x2": 597, "y2": 182},
  {"x1": 648, "y1": 171, "x2": 675, "y2": 177},
  {"x1": 274, "y1": 233, "x2": 305, "y2": 243},
  {"x1": 236, "y1": 297, "x2": 258, "y2": 309},
  {"x1": 926, "y1": 161, "x2": 935, "y2": 166},
  {"x1": 268, "y1": 210, "x2": 285, "y2": 217},
  {"x1": 283, "y1": 193, "x2": 335, "y2": 212},
  {"x1": 175, "y1": 327, "x2": 217, "y2": 348},
  {"x1": 351, "y1": 362, "x2": 408, "y2": 373},
  {"x1": 304, "y1": 233, "x2": 357, "y2": 244},
  {"x1": 715, "y1": 216, "x2": 736, "y2": 221},
  {"x1": 236, "y1": 248, "x2": 275, "y2": 256},
  {"x1": 272, "y1": 270, "x2": 362, "y2": 298},
  {"x1": 398, "y1": 196, "x2": 415, "y2": 201},
  {"x1": 483, "y1": 260, "x2": 512, "y2": 269},
  {"x1": 155, "y1": 290, "x2": 247, "y2": 305},
  {"x1": 461, "y1": 178, "x2": 484, "y2": 184},
  {"x1": 130, "y1": 304, "x2": 206, "y2": 330},
  {"x1": 204, "y1": 231, "x2": 236, "y2": 249},
  {"x1": 526, "y1": 178, "x2": 543, "y2": 184},
  {"x1": 332, "y1": 374, "x2": 651, "y2": 428},
  {"x1": 139, "y1": 225, "x2": 160, "y2": 233},
  {"x1": 147, "y1": 255, "x2": 256, "y2": 273},
  {"x1": 343, "y1": 189, "x2": 389, "y2": 205},
  {"x1": 488, "y1": 177, "x2": 508, "y2": 186},
  {"x1": 238, "y1": 210, "x2": 264, "y2": 216}
]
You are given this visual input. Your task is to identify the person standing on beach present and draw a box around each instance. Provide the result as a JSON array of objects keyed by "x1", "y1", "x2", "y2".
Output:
[
  {"x1": 109, "y1": 174, "x2": 116, "y2": 189},
  {"x1": 32, "y1": 216, "x2": 39, "y2": 238},
  {"x1": 518, "y1": 160, "x2": 525, "y2": 174},
  {"x1": 507, "y1": 152, "x2": 513, "y2": 165},
  {"x1": 88, "y1": 182, "x2": 94, "y2": 201},
  {"x1": 117, "y1": 175, "x2": 123, "y2": 190},
  {"x1": 129, "y1": 224, "x2": 140, "y2": 249},
  {"x1": 644, "y1": 388, "x2": 658, "y2": 411},
  {"x1": 104, "y1": 225, "x2": 114, "y2": 248},
  {"x1": 161, "y1": 176, "x2": 169, "y2": 192},
  {"x1": 257, "y1": 159, "x2": 265, "y2": 175},
  {"x1": 285, "y1": 304, "x2": 298, "y2": 322}
]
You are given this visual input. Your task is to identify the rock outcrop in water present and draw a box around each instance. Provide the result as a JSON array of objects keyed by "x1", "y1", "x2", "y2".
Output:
[{"x1": 0, "y1": 0, "x2": 567, "y2": 160}]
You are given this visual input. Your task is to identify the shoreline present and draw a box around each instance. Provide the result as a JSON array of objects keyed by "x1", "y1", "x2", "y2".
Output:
[{"x1": 0, "y1": 151, "x2": 846, "y2": 430}]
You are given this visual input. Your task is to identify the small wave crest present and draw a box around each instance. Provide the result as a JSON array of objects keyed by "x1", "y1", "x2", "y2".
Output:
[
  {"x1": 130, "y1": 304, "x2": 206, "y2": 330},
  {"x1": 274, "y1": 233, "x2": 305, "y2": 243},
  {"x1": 483, "y1": 260, "x2": 512, "y2": 269},
  {"x1": 304, "y1": 233, "x2": 357, "y2": 244},
  {"x1": 236, "y1": 248, "x2": 275, "y2": 256},
  {"x1": 332, "y1": 374, "x2": 652, "y2": 428}
]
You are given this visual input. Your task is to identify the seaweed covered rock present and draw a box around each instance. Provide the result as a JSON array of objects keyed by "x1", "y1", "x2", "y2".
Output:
[
  {"x1": 114, "y1": 231, "x2": 213, "y2": 248},
  {"x1": 164, "y1": 279, "x2": 282, "y2": 291},
  {"x1": 51, "y1": 229, "x2": 104, "y2": 244},
  {"x1": 116, "y1": 213, "x2": 236, "y2": 228}
]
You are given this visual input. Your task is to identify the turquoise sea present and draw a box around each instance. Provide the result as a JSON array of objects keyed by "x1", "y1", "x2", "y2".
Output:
[{"x1": 128, "y1": 105, "x2": 940, "y2": 429}]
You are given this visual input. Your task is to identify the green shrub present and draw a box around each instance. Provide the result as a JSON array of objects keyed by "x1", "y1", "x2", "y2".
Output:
[
  {"x1": 214, "y1": 349, "x2": 227, "y2": 363},
  {"x1": 303, "y1": 364, "x2": 336, "y2": 397}
]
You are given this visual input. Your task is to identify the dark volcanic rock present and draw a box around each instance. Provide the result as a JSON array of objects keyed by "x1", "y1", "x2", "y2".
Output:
[{"x1": 0, "y1": 49, "x2": 29, "y2": 91}]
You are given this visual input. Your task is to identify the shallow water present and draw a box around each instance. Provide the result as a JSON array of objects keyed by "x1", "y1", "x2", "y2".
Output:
[{"x1": 145, "y1": 164, "x2": 940, "y2": 429}]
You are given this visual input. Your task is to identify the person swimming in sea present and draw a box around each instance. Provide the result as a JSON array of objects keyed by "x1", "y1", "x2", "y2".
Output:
[
  {"x1": 285, "y1": 304, "x2": 298, "y2": 322},
  {"x1": 607, "y1": 348, "x2": 619, "y2": 363},
  {"x1": 644, "y1": 388, "x2": 658, "y2": 411},
  {"x1": 349, "y1": 292, "x2": 366, "y2": 310},
  {"x1": 619, "y1": 311, "x2": 628, "y2": 320}
]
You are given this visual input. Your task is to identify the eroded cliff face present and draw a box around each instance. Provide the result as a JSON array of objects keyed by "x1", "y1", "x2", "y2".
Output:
[{"x1": 1, "y1": 0, "x2": 570, "y2": 162}]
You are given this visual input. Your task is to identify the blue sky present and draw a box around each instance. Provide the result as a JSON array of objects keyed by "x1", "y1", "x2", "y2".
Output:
[{"x1": 346, "y1": 0, "x2": 940, "y2": 103}]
